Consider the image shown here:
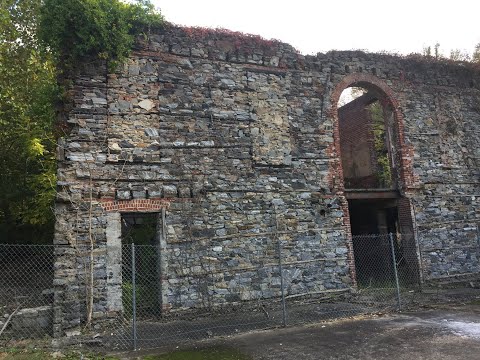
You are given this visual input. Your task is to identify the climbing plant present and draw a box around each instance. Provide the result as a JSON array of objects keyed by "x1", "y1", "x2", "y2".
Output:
[{"x1": 368, "y1": 101, "x2": 392, "y2": 188}]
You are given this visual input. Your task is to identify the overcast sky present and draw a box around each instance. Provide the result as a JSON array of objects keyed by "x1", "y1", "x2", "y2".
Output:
[{"x1": 152, "y1": 0, "x2": 479, "y2": 57}]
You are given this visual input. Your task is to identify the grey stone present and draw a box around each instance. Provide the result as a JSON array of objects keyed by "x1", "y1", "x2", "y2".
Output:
[
  {"x1": 52, "y1": 24, "x2": 480, "y2": 339},
  {"x1": 144, "y1": 128, "x2": 159, "y2": 137}
]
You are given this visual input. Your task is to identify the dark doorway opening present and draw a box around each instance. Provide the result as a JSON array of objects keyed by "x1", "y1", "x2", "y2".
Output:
[
  {"x1": 348, "y1": 199, "x2": 399, "y2": 285},
  {"x1": 347, "y1": 198, "x2": 420, "y2": 286},
  {"x1": 121, "y1": 213, "x2": 162, "y2": 318},
  {"x1": 348, "y1": 199, "x2": 398, "y2": 236},
  {"x1": 122, "y1": 213, "x2": 158, "y2": 246}
]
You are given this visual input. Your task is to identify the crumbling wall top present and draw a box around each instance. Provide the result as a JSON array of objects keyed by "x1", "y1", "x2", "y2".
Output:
[{"x1": 135, "y1": 24, "x2": 480, "y2": 90}]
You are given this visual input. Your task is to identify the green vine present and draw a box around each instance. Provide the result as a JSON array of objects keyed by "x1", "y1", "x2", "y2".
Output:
[
  {"x1": 368, "y1": 101, "x2": 392, "y2": 187},
  {"x1": 38, "y1": 0, "x2": 164, "y2": 71}
]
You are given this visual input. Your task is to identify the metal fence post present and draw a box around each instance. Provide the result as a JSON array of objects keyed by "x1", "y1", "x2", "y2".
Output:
[
  {"x1": 131, "y1": 243, "x2": 137, "y2": 351},
  {"x1": 389, "y1": 233, "x2": 401, "y2": 310},
  {"x1": 476, "y1": 224, "x2": 480, "y2": 259},
  {"x1": 277, "y1": 240, "x2": 287, "y2": 327}
]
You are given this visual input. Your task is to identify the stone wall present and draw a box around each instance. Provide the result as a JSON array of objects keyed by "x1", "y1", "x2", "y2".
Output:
[
  {"x1": 53, "y1": 25, "x2": 480, "y2": 339},
  {"x1": 10, "y1": 306, "x2": 53, "y2": 337}
]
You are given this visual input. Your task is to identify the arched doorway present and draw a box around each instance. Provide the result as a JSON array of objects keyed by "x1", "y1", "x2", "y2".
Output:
[
  {"x1": 338, "y1": 82, "x2": 400, "y2": 235},
  {"x1": 332, "y1": 75, "x2": 420, "y2": 285}
]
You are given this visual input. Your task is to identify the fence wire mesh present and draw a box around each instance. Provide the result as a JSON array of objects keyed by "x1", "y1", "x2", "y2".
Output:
[
  {"x1": 349, "y1": 233, "x2": 421, "y2": 310},
  {"x1": 106, "y1": 233, "x2": 423, "y2": 350},
  {"x1": 0, "y1": 245, "x2": 54, "y2": 341},
  {"x1": 0, "y1": 231, "x2": 478, "y2": 351}
]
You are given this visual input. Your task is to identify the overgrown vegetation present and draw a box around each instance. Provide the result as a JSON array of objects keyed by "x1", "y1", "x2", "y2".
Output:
[
  {"x1": 0, "y1": 0, "x2": 57, "y2": 243},
  {"x1": 0, "y1": 348, "x2": 119, "y2": 360},
  {"x1": 368, "y1": 101, "x2": 392, "y2": 188},
  {"x1": 474, "y1": 44, "x2": 480, "y2": 63},
  {"x1": 0, "y1": 0, "x2": 163, "y2": 244},
  {"x1": 39, "y1": 0, "x2": 163, "y2": 71},
  {"x1": 423, "y1": 42, "x2": 480, "y2": 64}
]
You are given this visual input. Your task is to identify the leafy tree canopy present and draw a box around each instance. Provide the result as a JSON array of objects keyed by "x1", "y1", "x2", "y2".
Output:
[
  {"x1": 0, "y1": 0, "x2": 57, "y2": 243},
  {"x1": 0, "y1": 0, "x2": 163, "y2": 243}
]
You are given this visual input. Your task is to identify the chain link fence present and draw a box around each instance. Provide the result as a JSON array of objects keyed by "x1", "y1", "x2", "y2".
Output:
[
  {"x1": 0, "y1": 231, "x2": 478, "y2": 351},
  {"x1": 0, "y1": 245, "x2": 54, "y2": 341},
  {"x1": 104, "y1": 232, "x2": 422, "y2": 350}
]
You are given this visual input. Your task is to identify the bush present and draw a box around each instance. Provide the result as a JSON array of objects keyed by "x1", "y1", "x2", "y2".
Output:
[
  {"x1": 122, "y1": 281, "x2": 160, "y2": 318},
  {"x1": 39, "y1": 0, "x2": 164, "y2": 70}
]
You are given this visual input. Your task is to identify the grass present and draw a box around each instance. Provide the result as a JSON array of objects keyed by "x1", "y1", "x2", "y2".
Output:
[
  {"x1": 0, "y1": 348, "x2": 118, "y2": 360},
  {"x1": 143, "y1": 347, "x2": 252, "y2": 360},
  {"x1": 0, "y1": 347, "x2": 251, "y2": 360}
]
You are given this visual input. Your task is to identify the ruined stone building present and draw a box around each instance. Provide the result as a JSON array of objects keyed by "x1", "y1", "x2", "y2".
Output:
[{"x1": 53, "y1": 26, "x2": 480, "y2": 338}]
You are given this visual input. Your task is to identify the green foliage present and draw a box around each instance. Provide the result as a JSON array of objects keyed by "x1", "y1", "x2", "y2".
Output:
[
  {"x1": 0, "y1": 1, "x2": 163, "y2": 243},
  {"x1": 368, "y1": 102, "x2": 392, "y2": 188},
  {"x1": 122, "y1": 281, "x2": 160, "y2": 318},
  {"x1": 0, "y1": 348, "x2": 120, "y2": 359},
  {"x1": 122, "y1": 215, "x2": 158, "y2": 245},
  {"x1": 422, "y1": 43, "x2": 441, "y2": 60},
  {"x1": 0, "y1": 0, "x2": 58, "y2": 243},
  {"x1": 38, "y1": 0, "x2": 164, "y2": 70},
  {"x1": 143, "y1": 347, "x2": 252, "y2": 360}
]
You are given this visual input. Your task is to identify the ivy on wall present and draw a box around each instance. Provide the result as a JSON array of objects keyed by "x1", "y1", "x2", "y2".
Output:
[
  {"x1": 368, "y1": 101, "x2": 392, "y2": 188},
  {"x1": 39, "y1": 0, "x2": 164, "y2": 71}
]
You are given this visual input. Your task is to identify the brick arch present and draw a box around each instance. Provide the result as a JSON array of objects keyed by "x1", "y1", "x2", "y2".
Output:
[
  {"x1": 328, "y1": 73, "x2": 415, "y2": 194},
  {"x1": 330, "y1": 73, "x2": 400, "y2": 110},
  {"x1": 100, "y1": 199, "x2": 171, "y2": 212},
  {"x1": 327, "y1": 73, "x2": 418, "y2": 289}
]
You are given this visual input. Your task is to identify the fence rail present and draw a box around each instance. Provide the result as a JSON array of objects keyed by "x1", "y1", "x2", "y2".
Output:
[{"x1": 0, "y1": 231, "x2": 479, "y2": 351}]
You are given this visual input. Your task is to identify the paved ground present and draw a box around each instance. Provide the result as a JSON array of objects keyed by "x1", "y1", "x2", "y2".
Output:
[
  {"x1": 109, "y1": 288, "x2": 480, "y2": 353},
  {"x1": 130, "y1": 304, "x2": 480, "y2": 359},
  {"x1": 221, "y1": 304, "x2": 480, "y2": 359}
]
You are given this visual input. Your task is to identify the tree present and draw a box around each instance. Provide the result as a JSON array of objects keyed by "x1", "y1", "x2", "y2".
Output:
[
  {"x1": 449, "y1": 49, "x2": 471, "y2": 62},
  {"x1": 422, "y1": 45, "x2": 432, "y2": 57},
  {"x1": 434, "y1": 42, "x2": 440, "y2": 59},
  {"x1": 473, "y1": 43, "x2": 480, "y2": 63},
  {"x1": 0, "y1": 0, "x2": 164, "y2": 243},
  {"x1": 0, "y1": 0, "x2": 57, "y2": 243}
]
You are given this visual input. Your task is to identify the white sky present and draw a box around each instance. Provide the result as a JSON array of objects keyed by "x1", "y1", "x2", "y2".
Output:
[{"x1": 152, "y1": 0, "x2": 479, "y2": 57}]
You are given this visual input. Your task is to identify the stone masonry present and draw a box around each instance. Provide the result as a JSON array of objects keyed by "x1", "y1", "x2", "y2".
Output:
[{"x1": 53, "y1": 25, "x2": 480, "y2": 339}]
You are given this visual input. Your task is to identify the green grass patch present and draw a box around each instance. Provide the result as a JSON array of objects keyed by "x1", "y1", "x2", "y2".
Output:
[
  {"x1": 0, "y1": 349, "x2": 119, "y2": 360},
  {"x1": 143, "y1": 347, "x2": 252, "y2": 360}
]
